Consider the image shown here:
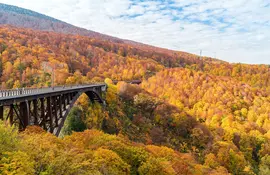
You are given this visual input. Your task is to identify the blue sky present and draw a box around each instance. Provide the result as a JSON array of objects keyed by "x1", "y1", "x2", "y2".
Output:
[{"x1": 1, "y1": 0, "x2": 270, "y2": 64}]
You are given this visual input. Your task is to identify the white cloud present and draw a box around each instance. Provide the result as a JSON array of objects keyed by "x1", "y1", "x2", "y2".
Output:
[{"x1": 0, "y1": 0, "x2": 269, "y2": 64}]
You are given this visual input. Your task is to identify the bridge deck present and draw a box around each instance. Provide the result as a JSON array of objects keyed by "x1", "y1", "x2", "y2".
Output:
[{"x1": 0, "y1": 84, "x2": 106, "y2": 106}]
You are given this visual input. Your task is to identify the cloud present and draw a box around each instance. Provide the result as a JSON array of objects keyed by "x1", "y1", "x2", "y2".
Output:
[{"x1": 0, "y1": 0, "x2": 269, "y2": 64}]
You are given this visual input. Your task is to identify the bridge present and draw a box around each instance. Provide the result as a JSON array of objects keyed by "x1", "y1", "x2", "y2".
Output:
[
  {"x1": 0, "y1": 84, "x2": 106, "y2": 136},
  {"x1": 113, "y1": 80, "x2": 141, "y2": 85}
]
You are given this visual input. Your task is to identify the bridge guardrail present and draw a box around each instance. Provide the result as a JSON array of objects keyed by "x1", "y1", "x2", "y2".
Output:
[{"x1": 0, "y1": 83, "x2": 106, "y2": 98}]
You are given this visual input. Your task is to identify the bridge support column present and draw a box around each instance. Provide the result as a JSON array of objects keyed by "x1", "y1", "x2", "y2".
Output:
[
  {"x1": 0, "y1": 106, "x2": 3, "y2": 120},
  {"x1": 20, "y1": 102, "x2": 29, "y2": 129},
  {"x1": 97, "y1": 87, "x2": 102, "y2": 96},
  {"x1": 40, "y1": 98, "x2": 46, "y2": 129},
  {"x1": 67, "y1": 93, "x2": 70, "y2": 104},
  {"x1": 33, "y1": 99, "x2": 38, "y2": 125},
  {"x1": 70, "y1": 93, "x2": 74, "y2": 102},
  {"x1": 63, "y1": 94, "x2": 67, "y2": 110},
  {"x1": 59, "y1": 95, "x2": 63, "y2": 119},
  {"x1": 9, "y1": 104, "x2": 14, "y2": 126},
  {"x1": 52, "y1": 96, "x2": 58, "y2": 127},
  {"x1": 47, "y1": 97, "x2": 53, "y2": 133}
]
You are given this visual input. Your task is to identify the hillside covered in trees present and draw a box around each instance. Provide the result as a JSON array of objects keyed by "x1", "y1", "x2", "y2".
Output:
[{"x1": 0, "y1": 20, "x2": 269, "y2": 175}]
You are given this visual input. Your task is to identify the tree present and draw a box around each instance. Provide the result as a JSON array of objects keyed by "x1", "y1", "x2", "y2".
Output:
[
  {"x1": 0, "y1": 151, "x2": 35, "y2": 175},
  {"x1": 13, "y1": 80, "x2": 21, "y2": 88},
  {"x1": 204, "y1": 153, "x2": 220, "y2": 169},
  {"x1": 138, "y1": 157, "x2": 174, "y2": 175},
  {"x1": 0, "y1": 120, "x2": 19, "y2": 154},
  {"x1": 92, "y1": 148, "x2": 130, "y2": 175},
  {"x1": 259, "y1": 155, "x2": 270, "y2": 175},
  {"x1": 62, "y1": 107, "x2": 87, "y2": 135}
]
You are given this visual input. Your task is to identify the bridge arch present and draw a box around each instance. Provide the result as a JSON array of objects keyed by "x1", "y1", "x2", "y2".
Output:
[{"x1": 85, "y1": 89, "x2": 105, "y2": 104}]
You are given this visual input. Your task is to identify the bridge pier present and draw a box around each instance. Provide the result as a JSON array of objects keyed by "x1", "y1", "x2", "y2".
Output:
[
  {"x1": 40, "y1": 98, "x2": 46, "y2": 129},
  {"x1": 47, "y1": 97, "x2": 53, "y2": 133},
  {"x1": 0, "y1": 106, "x2": 3, "y2": 120},
  {"x1": 59, "y1": 95, "x2": 63, "y2": 119},
  {"x1": 20, "y1": 101, "x2": 29, "y2": 128},
  {"x1": 9, "y1": 104, "x2": 14, "y2": 126},
  {"x1": 52, "y1": 96, "x2": 58, "y2": 128},
  {"x1": 33, "y1": 99, "x2": 38, "y2": 125},
  {"x1": 63, "y1": 94, "x2": 67, "y2": 110}
]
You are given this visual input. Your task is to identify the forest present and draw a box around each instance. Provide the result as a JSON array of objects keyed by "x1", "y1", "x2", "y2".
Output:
[{"x1": 0, "y1": 25, "x2": 269, "y2": 175}]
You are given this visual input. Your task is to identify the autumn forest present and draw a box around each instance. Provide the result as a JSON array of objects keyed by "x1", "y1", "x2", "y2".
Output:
[{"x1": 0, "y1": 22, "x2": 269, "y2": 175}]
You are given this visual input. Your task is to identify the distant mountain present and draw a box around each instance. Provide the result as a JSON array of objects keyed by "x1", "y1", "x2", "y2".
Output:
[
  {"x1": 0, "y1": 3, "x2": 60, "y2": 22},
  {"x1": 0, "y1": 3, "x2": 125, "y2": 43},
  {"x1": 0, "y1": 3, "x2": 224, "y2": 65}
]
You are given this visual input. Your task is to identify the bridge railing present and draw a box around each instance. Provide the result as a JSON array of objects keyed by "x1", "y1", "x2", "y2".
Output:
[{"x1": 0, "y1": 83, "x2": 105, "y2": 98}]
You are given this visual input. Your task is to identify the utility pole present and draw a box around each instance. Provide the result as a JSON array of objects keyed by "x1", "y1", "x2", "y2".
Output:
[{"x1": 200, "y1": 50, "x2": 202, "y2": 60}]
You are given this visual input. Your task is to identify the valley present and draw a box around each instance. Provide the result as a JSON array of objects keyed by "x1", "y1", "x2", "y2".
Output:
[{"x1": 0, "y1": 3, "x2": 269, "y2": 175}]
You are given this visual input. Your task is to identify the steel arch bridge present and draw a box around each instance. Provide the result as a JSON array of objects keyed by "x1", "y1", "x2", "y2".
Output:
[{"x1": 0, "y1": 84, "x2": 106, "y2": 136}]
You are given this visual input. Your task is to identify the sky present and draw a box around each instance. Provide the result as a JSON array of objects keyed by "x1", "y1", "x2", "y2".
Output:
[{"x1": 1, "y1": 0, "x2": 270, "y2": 64}]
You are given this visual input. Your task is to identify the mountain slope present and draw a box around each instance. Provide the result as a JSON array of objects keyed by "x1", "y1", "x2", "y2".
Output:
[
  {"x1": 0, "y1": 25, "x2": 269, "y2": 91},
  {"x1": 0, "y1": 3, "x2": 125, "y2": 43},
  {"x1": 0, "y1": 3, "x2": 60, "y2": 22},
  {"x1": 0, "y1": 3, "x2": 270, "y2": 175},
  {"x1": 0, "y1": 3, "x2": 224, "y2": 66}
]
